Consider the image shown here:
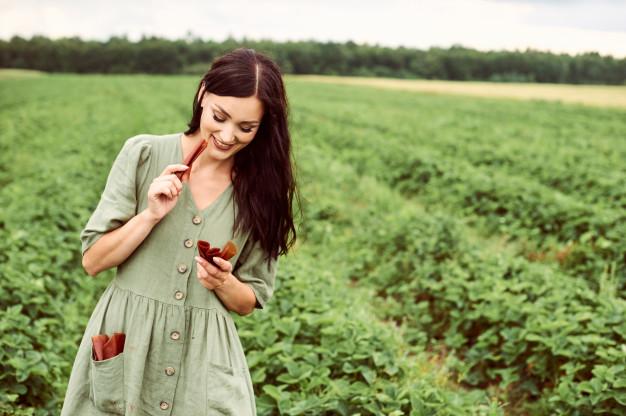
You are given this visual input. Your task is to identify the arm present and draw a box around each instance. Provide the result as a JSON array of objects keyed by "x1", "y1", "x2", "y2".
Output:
[
  {"x1": 214, "y1": 270, "x2": 257, "y2": 316},
  {"x1": 195, "y1": 238, "x2": 278, "y2": 315},
  {"x1": 82, "y1": 209, "x2": 161, "y2": 277},
  {"x1": 194, "y1": 256, "x2": 258, "y2": 316}
]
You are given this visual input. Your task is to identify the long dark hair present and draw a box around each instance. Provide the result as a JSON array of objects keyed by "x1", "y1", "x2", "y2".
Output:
[{"x1": 184, "y1": 48, "x2": 299, "y2": 265}]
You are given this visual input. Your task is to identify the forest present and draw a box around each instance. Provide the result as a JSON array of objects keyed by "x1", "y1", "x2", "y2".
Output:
[{"x1": 1, "y1": 34, "x2": 624, "y2": 85}]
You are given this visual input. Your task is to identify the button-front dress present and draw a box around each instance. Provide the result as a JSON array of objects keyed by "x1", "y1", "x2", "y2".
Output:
[{"x1": 60, "y1": 132, "x2": 278, "y2": 416}]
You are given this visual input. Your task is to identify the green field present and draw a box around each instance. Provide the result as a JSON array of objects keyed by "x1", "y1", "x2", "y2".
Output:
[{"x1": 1, "y1": 73, "x2": 625, "y2": 415}]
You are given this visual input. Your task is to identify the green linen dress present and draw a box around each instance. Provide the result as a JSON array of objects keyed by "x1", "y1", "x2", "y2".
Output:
[{"x1": 60, "y1": 132, "x2": 278, "y2": 416}]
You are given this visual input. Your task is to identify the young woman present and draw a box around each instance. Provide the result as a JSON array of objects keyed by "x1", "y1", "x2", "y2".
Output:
[{"x1": 61, "y1": 48, "x2": 299, "y2": 415}]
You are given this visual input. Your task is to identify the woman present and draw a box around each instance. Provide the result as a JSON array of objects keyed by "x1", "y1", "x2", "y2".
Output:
[{"x1": 61, "y1": 48, "x2": 299, "y2": 415}]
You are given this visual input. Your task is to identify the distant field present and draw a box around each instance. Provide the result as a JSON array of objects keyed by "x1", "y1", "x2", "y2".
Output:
[
  {"x1": 292, "y1": 74, "x2": 626, "y2": 109},
  {"x1": 0, "y1": 68, "x2": 47, "y2": 79}
]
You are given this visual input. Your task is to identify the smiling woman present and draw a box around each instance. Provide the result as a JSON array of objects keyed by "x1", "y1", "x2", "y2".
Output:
[{"x1": 61, "y1": 48, "x2": 301, "y2": 416}]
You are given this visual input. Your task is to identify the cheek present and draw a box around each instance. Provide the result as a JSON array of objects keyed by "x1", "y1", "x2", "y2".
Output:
[{"x1": 200, "y1": 116, "x2": 215, "y2": 130}]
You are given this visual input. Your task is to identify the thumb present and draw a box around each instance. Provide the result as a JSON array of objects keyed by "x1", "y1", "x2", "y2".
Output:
[{"x1": 162, "y1": 164, "x2": 189, "y2": 177}]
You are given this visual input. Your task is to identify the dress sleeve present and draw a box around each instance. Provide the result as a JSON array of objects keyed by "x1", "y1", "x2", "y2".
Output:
[
  {"x1": 233, "y1": 238, "x2": 278, "y2": 310},
  {"x1": 80, "y1": 136, "x2": 152, "y2": 257}
]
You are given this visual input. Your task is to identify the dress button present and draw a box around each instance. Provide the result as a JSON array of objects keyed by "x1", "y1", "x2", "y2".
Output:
[
  {"x1": 165, "y1": 366, "x2": 176, "y2": 376},
  {"x1": 192, "y1": 215, "x2": 202, "y2": 225},
  {"x1": 159, "y1": 401, "x2": 169, "y2": 410},
  {"x1": 177, "y1": 263, "x2": 188, "y2": 273},
  {"x1": 174, "y1": 290, "x2": 184, "y2": 300},
  {"x1": 170, "y1": 330, "x2": 180, "y2": 340},
  {"x1": 184, "y1": 238, "x2": 194, "y2": 248}
]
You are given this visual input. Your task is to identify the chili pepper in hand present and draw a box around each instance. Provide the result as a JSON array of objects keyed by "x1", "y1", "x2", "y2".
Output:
[{"x1": 198, "y1": 240, "x2": 238, "y2": 268}]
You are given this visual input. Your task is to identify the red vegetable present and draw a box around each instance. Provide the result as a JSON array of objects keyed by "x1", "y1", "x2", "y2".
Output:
[
  {"x1": 91, "y1": 332, "x2": 125, "y2": 361},
  {"x1": 176, "y1": 138, "x2": 208, "y2": 181},
  {"x1": 198, "y1": 240, "x2": 238, "y2": 268}
]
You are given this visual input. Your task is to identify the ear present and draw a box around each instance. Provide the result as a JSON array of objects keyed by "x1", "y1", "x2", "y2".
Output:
[{"x1": 196, "y1": 84, "x2": 206, "y2": 108}]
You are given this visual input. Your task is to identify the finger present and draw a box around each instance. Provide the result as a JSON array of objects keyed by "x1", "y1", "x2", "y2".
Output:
[
  {"x1": 196, "y1": 260, "x2": 214, "y2": 278},
  {"x1": 197, "y1": 274, "x2": 211, "y2": 289},
  {"x1": 160, "y1": 164, "x2": 189, "y2": 176},
  {"x1": 197, "y1": 265, "x2": 207, "y2": 279},
  {"x1": 155, "y1": 178, "x2": 182, "y2": 195},
  {"x1": 168, "y1": 182, "x2": 179, "y2": 196},
  {"x1": 197, "y1": 269, "x2": 220, "y2": 289},
  {"x1": 197, "y1": 262, "x2": 217, "y2": 280},
  {"x1": 154, "y1": 175, "x2": 183, "y2": 192},
  {"x1": 153, "y1": 175, "x2": 174, "y2": 183},
  {"x1": 196, "y1": 256, "x2": 219, "y2": 275},
  {"x1": 157, "y1": 182, "x2": 174, "y2": 199},
  {"x1": 212, "y1": 257, "x2": 232, "y2": 272},
  {"x1": 167, "y1": 174, "x2": 183, "y2": 190}
]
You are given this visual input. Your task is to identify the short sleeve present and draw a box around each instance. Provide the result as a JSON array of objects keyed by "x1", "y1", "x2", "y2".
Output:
[
  {"x1": 80, "y1": 136, "x2": 152, "y2": 257},
  {"x1": 233, "y1": 238, "x2": 279, "y2": 310}
]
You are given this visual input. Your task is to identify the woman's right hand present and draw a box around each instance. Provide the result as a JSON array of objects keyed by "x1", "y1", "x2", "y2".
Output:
[{"x1": 146, "y1": 164, "x2": 188, "y2": 221}]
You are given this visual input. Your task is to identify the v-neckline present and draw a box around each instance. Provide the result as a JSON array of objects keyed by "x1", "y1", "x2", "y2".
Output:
[{"x1": 177, "y1": 133, "x2": 233, "y2": 216}]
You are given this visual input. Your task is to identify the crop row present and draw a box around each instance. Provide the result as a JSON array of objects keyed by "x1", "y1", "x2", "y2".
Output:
[
  {"x1": 290, "y1": 128, "x2": 626, "y2": 415},
  {"x1": 293, "y1": 106, "x2": 626, "y2": 293},
  {"x1": 0, "y1": 75, "x2": 501, "y2": 415},
  {"x1": 290, "y1": 81, "x2": 626, "y2": 211}
]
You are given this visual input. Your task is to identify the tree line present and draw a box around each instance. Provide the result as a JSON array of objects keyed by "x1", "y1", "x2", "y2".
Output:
[{"x1": 1, "y1": 35, "x2": 624, "y2": 85}]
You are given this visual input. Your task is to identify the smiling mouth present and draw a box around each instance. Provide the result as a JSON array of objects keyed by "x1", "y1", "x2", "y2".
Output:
[{"x1": 212, "y1": 135, "x2": 234, "y2": 151}]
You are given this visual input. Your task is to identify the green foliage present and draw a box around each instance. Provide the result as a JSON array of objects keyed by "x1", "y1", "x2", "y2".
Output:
[
  {"x1": 289, "y1": 112, "x2": 626, "y2": 413},
  {"x1": 0, "y1": 75, "x2": 503, "y2": 415},
  {"x1": 2, "y1": 73, "x2": 623, "y2": 415},
  {"x1": 1, "y1": 35, "x2": 625, "y2": 84},
  {"x1": 290, "y1": 82, "x2": 626, "y2": 294}
]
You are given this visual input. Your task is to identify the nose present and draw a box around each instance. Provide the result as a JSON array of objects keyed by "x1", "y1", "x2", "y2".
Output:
[{"x1": 216, "y1": 129, "x2": 237, "y2": 145}]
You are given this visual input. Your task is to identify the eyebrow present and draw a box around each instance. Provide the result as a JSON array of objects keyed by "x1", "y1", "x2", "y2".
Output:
[{"x1": 213, "y1": 104, "x2": 260, "y2": 125}]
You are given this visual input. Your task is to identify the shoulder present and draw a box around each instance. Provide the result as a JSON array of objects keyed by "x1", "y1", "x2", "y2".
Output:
[
  {"x1": 119, "y1": 132, "x2": 177, "y2": 167},
  {"x1": 122, "y1": 133, "x2": 154, "y2": 155}
]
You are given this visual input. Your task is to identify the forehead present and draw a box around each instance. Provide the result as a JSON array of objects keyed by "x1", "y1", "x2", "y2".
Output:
[{"x1": 206, "y1": 93, "x2": 263, "y2": 122}]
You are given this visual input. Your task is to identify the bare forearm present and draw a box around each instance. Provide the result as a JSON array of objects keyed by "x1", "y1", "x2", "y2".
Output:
[
  {"x1": 82, "y1": 209, "x2": 161, "y2": 276},
  {"x1": 214, "y1": 274, "x2": 257, "y2": 315}
]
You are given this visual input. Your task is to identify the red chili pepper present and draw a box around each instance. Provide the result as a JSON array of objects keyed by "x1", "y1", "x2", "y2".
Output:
[
  {"x1": 198, "y1": 240, "x2": 238, "y2": 268},
  {"x1": 91, "y1": 332, "x2": 125, "y2": 361},
  {"x1": 176, "y1": 138, "x2": 208, "y2": 181}
]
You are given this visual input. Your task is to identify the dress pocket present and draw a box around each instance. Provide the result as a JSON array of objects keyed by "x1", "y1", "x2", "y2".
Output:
[
  {"x1": 206, "y1": 362, "x2": 252, "y2": 416},
  {"x1": 89, "y1": 352, "x2": 126, "y2": 415}
]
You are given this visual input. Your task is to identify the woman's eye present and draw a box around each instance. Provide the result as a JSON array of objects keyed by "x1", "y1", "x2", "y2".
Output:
[{"x1": 213, "y1": 113, "x2": 253, "y2": 133}]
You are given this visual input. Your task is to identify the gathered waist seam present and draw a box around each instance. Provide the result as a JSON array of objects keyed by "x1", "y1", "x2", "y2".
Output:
[{"x1": 110, "y1": 279, "x2": 233, "y2": 318}]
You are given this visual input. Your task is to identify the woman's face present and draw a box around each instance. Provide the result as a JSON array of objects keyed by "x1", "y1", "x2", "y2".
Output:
[{"x1": 195, "y1": 88, "x2": 264, "y2": 160}]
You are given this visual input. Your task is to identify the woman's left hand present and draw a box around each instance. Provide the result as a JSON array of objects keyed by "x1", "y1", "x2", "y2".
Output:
[{"x1": 195, "y1": 256, "x2": 233, "y2": 290}]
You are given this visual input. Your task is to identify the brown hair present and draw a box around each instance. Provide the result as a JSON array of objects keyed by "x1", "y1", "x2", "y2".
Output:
[{"x1": 184, "y1": 48, "x2": 300, "y2": 265}]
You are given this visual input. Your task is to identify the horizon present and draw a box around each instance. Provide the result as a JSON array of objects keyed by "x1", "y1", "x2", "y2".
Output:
[
  {"x1": 1, "y1": 0, "x2": 625, "y2": 59},
  {"x1": 2, "y1": 33, "x2": 622, "y2": 60}
]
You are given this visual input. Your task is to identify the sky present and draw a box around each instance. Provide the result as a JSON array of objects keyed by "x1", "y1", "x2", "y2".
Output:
[{"x1": 1, "y1": 0, "x2": 625, "y2": 58}]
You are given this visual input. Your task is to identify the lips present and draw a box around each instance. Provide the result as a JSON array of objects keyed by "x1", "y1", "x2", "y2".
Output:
[{"x1": 212, "y1": 135, "x2": 233, "y2": 151}]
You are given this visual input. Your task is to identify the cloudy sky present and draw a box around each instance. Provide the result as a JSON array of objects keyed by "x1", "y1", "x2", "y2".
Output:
[{"x1": 1, "y1": 0, "x2": 625, "y2": 58}]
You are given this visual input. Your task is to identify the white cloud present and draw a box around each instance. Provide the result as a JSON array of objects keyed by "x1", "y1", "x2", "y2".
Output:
[{"x1": 0, "y1": 0, "x2": 624, "y2": 58}]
